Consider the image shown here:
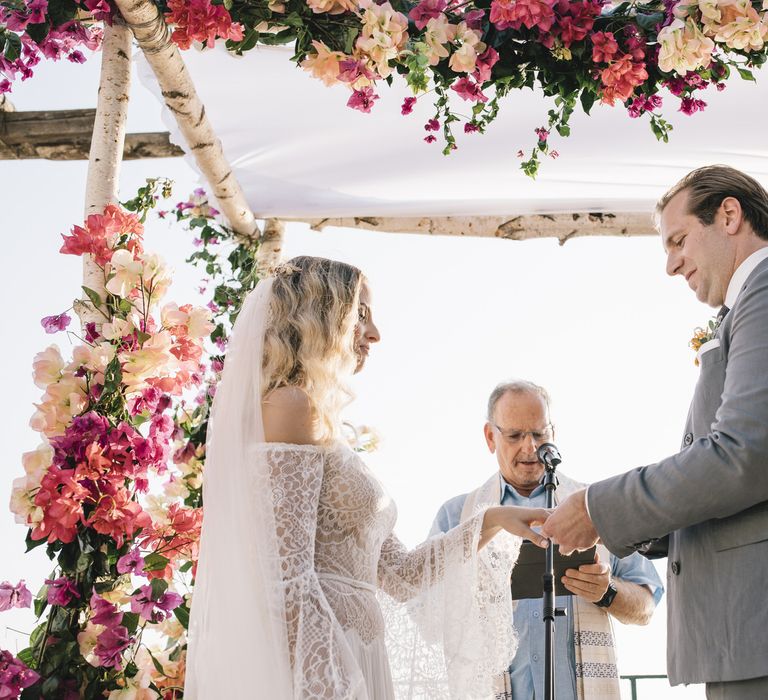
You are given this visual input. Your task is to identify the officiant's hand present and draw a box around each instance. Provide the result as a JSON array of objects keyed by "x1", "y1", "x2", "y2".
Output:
[
  {"x1": 561, "y1": 552, "x2": 611, "y2": 603},
  {"x1": 541, "y1": 488, "x2": 598, "y2": 555},
  {"x1": 481, "y1": 506, "x2": 551, "y2": 550}
]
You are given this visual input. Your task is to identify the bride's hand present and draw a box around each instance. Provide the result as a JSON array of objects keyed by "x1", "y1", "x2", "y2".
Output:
[{"x1": 481, "y1": 506, "x2": 551, "y2": 549}]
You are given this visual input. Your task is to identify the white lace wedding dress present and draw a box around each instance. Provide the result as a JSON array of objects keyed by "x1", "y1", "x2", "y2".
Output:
[{"x1": 262, "y1": 441, "x2": 521, "y2": 700}]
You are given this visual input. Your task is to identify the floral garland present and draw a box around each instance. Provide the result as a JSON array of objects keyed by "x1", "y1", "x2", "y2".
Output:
[
  {"x1": 1, "y1": 0, "x2": 767, "y2": 175},
  {"x1": 1, "y1": 181, "x2": 247, "y2": 700}
]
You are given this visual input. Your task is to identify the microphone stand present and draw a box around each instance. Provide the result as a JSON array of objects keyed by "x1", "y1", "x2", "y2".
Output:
[{"x1": 540, "y1": 450, "x2": 566, "y2": 700}]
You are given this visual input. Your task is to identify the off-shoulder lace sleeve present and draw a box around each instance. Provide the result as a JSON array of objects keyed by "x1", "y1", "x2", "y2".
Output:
[
  {"x1": 377, "y1": 510, "x2": 521, "y2": 699},
  {"x1": 262, "y1": 444, "x2": 365, "y2": 699}
]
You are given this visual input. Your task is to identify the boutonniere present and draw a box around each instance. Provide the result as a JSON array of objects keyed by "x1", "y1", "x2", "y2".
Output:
[{"x1": 689, "y1": 316, "x2": 723, "y2": 365}]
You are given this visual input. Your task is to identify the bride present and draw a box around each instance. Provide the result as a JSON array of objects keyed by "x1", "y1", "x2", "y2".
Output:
[{"x1": 184, "y1": 256, "x2": 549, "y2": 699}]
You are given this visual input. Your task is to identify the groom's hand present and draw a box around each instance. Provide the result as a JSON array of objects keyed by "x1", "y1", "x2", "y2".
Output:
[{"x1": 541, "y1": 488, "x2": 598, "y2": 555}]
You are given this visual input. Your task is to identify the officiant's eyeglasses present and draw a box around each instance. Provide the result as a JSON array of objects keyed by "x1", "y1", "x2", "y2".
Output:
[{"x1": 492, "y1": 423, "x2": 553, "y2": 445}]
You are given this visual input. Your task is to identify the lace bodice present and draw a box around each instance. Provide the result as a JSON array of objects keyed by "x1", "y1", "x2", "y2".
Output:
[{"x1": 259, "y1": 442, "x2": 520, "y2": 699}]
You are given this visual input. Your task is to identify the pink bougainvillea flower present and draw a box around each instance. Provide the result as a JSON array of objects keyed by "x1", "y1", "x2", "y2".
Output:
[
  {"x1": 679, "y1": 96, "x2": 707, "y2": 114},
  {"x1": 337, "y1": 58, "x2": 376, "y2": 85},
  {"x1": 116, "y1": 548, "x2": 146, "y2": 575},
  {"x1": 0, "y1": 650, "x2": 40, "y2": 696},
  {"x1": 600, "y1": 54, "x2": 648, "y2": 105},
  {"x1": 535, "y1": 127, "x2": 550, "y2": 142},
  {"x1": 464, "y1": 122, "x2": 480, "y2": 133},
  {"x1": 84, "y1": 0, "x2": 113, "y2": 22},
  {"x1": 45, "y1": 577, "x2": 81, "y2": 606},
  {"x1": 424, "y1": 135, "x2": 437, "y2": 143},
  {"x1": 591, "y1": 31, "x2": 619, "y2": 62},
  {"x1": 94, "y1": 624, "x2": 131, "y2": 668},
  {"x1": 89, "y1": 593, "x2": 123, "y2": 628},
  {"x1": 490, "y1": 0, "x2": 556, "y2": 31},
  {"x1": 26, "y1": 0, "x2": 48, "y2": 23},
  {"x1": 130, "y1": 584, "x2": 183, "y2": 623},
  {"x1": 424, "y1": 118, "x2": 440, "y2": 131},
  {"x1": 347, "y1": 87, "x2": 380, "y2": 113},
  {"x1": 401, "y1": 97, "x2": 417, "y2": 115},
  {"x1": 0, "y1": 581, "x2": 32, "y2": 611},
  {"x1": 451, "y1": 76, "x2": 489, "y2": 102},
  {"x1": 40, "y1": 313, "x2": 71, "y2": 334},
  {"x1": 60, "y1": 204, "x2": 143, "y2": 266},
  {"x1": 473, "y1": 47, "x2": 499, "y2": 83},
  {"x1": 166, "y1": 0, "x2": 244, "y2": 50},
  {"x1": 409, "y1": 0, "x2": 447, "y2": 30}
]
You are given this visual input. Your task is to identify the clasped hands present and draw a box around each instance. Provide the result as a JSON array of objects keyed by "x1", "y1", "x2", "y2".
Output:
[{"x1": 494, "y1": 489, "x2": 610, "y2": 602}]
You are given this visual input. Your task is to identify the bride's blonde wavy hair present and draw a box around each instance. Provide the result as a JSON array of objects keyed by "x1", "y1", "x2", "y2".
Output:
[{"x1": 262, "y1": 256, "x2": 363, "y2": 443}]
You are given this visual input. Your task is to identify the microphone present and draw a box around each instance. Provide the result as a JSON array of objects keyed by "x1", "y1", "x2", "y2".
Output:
[{"x1": 537, "y1": 442, "x2": 562, "y2": 470}]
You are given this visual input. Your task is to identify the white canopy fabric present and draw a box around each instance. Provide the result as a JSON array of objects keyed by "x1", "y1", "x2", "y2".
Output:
[{"x1": 139, "y1": 45, "x2": 768, "y2": 218}]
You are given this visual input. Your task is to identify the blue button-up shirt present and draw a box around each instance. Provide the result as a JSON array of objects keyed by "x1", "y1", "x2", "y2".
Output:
[{"x1": 430, "y1": 478, "x2": 664, "y2": 700}]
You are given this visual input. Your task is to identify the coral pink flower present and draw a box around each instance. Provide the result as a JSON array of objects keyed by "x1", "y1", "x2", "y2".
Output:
[
  {"x1": 166, "y1": 0, "x2": 244, "y2": 50},
  {"x1": 87, "y1": 492, "x2": 152, "y2": 549},
  {"x1": 490, "y1": 0, "x2": 556, "y2": 31},
  {"x1": 474, "y1": 47, "x2": 500, "y2": 82},
  {"x1": 591, "y1": 31, "x2": 619, "y2": 62},
  {"x1": 600, "y1": 54, "x2": 648, "y2": 104},
  {"x1": 60, "y1": 204, "x2": 143, "y2": 266}
]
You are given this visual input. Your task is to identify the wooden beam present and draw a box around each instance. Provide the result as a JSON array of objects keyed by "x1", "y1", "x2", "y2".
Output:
[
  {"x1": 0, "y1": 108, "x2": 184, "y2": 160},
  {"x1": 293, "y1": 212, "x2": 657, "y2": 241}
]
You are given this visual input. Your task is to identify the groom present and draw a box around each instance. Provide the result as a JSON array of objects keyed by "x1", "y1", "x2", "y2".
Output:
[{"x1": 543, "y1": 165, "x2": 768, "y2": 699}]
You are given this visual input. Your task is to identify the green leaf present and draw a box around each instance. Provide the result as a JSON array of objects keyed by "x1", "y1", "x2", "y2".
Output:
[
  {"x1": 150, "y1": 578, "x2": 168, "y2": 601},
  {"x1": 143, "y1": 552, "x2": 170, "y2": 572},
  {"x1": 25, "y1": 530, "x2": 48, "y2": 553},
  {"x1": 102, "y1": 355, "x2": 123, "y2": 396},
  {"x1": 17, "y1": 647, "x2": 35, "y2": 667},
  {"x1": 147, "y1": 648, "x2": 167, "y2": 677},
  {"x1": 174, "y1": 604, "x2": 190, "y2": 629},
  {"x1": 122, "y1": 611, "x2": 140, "y2": 635},
  {"x1": 81, "y1": 286, "x2": 103, "y2": 309},
  {"x1": 579, "y1": 89, "x2": 597, "y2": 116},
  {"x1": 736, "y1": 67, "x2": 755, "y2": 82}
]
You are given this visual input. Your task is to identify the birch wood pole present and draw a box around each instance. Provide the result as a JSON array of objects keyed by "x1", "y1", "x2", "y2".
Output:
[
  {"x1": 114, "y1": 0, "x2": 284, "y2": 269},
  {"x1": 76, "y1": 20, "x2": 133, "y2": 330}
]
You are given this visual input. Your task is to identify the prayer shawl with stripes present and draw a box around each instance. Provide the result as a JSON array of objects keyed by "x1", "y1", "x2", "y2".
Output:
[{"x1": 460, "y1": 472, "x2": 621, "y2": 699}]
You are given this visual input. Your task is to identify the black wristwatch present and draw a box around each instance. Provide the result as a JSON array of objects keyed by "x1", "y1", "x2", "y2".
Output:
[{"x1": 595, "y1": 581, "x2": 618, "y2": 608}]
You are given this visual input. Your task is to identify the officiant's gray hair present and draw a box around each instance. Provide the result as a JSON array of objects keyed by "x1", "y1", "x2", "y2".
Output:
[{"x1": 487, "y1": 380, "x2": 551, "y2": 421}]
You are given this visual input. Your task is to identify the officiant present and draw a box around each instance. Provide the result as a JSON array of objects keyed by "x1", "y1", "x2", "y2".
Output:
[{"x1": 430, "y1": 380, "x2": 663, "y2": 699}]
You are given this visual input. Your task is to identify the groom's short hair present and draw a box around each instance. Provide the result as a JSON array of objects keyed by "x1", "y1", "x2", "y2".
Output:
[
  {"x1": 487, "y1": 380, "x2": 551, "y2": 422},
  {"x1": 656, "y1": 165, "x2": 768, "y2": 240}
]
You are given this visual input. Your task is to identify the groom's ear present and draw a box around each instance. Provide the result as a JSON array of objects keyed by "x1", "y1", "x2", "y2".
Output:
[{"x1": 483, "y1": 422, "x2": 496, "y2": 453}]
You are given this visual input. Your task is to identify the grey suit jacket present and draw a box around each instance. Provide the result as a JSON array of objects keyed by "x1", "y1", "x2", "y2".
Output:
[{"x1": 588, "y1": 257, "x2": 768, "y2": 686}]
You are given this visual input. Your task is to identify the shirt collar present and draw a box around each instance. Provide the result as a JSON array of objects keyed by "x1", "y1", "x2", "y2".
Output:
[
  {"x1": 724, "y1": 246, "x2": 768, "y2": 309},
  {"x1": 498, "y1": 473, "x2": 544, "y2": 501}
]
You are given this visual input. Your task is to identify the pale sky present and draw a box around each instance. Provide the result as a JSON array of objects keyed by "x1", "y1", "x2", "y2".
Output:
[{"x1": 0, "y1": 52, "x2": 715, "y2": 698}]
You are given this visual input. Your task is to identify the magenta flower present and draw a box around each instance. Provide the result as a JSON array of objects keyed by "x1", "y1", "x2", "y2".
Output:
[
  {"x1": 130, "y1": 584, "x2": 183, "y2": 623},
  {"x1": 347, "y1": 87, "x2": 379, "y2": 113},
  {"x1": 424, "y1": 135, "x2": 437, "y2": 143},
  {"x1": 473, "y1": 47, "x2": 499, "y2": 83},
  {"x1": 401, "y1": 97, "x2": 417, "y2": 115},
  {"x1": 40, "y1": 313, "x2": 71, "y2": 334},
  {"x1": 424, "y1": 118, "x2": 439, "y2": 131},
  {"x1": 408, "y1": 0, "x2": 447, "y2": 29},
  {"x1": 451, "y1": 77, "x2": 488, "y2": 103},
  {"x1": 535, "y1": 127, "x2": 549, "y2": 142},
  {"x1": 89, "y1": 593, "x2": 123, "y2": 628},
  {"x1": 94, "y1": 625, "x2": 131, "y2": 669},
  {"x1": 680, "y1": 97, "x2": 707, "y2": 115},
  {"x1": 0, "y1": 581, "x2": 32, "y2": 612},
  {"x1": 26, "y1": 0, "x2": 48, "y2": 23},
  {"x1": 0, "y1": 650, "x2": 40, "y2": 697},
  {"x1": 337, "y1": 59, "x2": 375, "y2": 84},
  {"x1": 116, "y1": 549, "x2": 146, "y2": 575},
  {"x1": 45, "y1": 577, "x2": 81, "y2": 607},
  {"x1": 464, "y1": 122, "x2": 479, "y2": 133}
]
